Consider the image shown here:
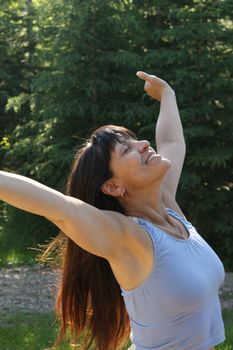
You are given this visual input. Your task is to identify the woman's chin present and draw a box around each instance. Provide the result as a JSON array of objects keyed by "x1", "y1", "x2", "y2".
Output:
[
  {"x1": 160, "y1": 156, "x2": 171, "y2": 169},
  {"x1": 160, "y1": 160, "x2": 172, "y2": 178}
]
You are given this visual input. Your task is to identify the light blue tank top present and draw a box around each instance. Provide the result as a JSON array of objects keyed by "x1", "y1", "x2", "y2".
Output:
[{"x1": 121, "y1": 208, "x2": 225, "y2": 350}]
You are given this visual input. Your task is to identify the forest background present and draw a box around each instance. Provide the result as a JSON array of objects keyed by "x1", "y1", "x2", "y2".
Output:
[{"x1": 0, "y1": 0, "x2": 232, "y2": 269}]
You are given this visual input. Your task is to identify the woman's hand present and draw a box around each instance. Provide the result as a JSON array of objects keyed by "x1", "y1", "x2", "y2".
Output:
[{"x1": 136, "y1": 71, "x2": 173, "y2": 101}]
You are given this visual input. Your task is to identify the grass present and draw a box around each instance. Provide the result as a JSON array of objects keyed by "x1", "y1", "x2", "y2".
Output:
[
  {"x1": 0, "y1": 310, "x2": 232, "y2": 350},
  {"x1": 0, "y1": 311, "x2": 66, "y2": 350},
  {"x1": 0, "y1": 311, "x2": 130, "y2": 350},
  {"x1": 0, "y1": 210, "x2": 57, "y2": 267},
  {"x1": 217, "y1": 310, "x2": 233, "y2": 350}
]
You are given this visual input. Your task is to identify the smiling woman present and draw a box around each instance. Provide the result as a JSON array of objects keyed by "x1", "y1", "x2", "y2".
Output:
[
  {"x1": 106, "y1": 137, "x2": 171, "y2": 197},
  {"x1": 0, "y1": 72, "x2": 225, "y2": 350}
]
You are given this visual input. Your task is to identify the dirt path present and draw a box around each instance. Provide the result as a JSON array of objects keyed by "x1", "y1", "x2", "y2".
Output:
[
  {"x1": 0, "y1": 265, "x2": 232, "y2": 313},
  {"x1": 0, "y1": 265, "x2": 60, "y2": 313}
]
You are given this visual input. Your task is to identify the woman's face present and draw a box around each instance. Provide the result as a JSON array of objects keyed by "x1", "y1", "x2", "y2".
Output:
[{"x1": 109, "y1": 136, "x2": 171, "y2": 192}]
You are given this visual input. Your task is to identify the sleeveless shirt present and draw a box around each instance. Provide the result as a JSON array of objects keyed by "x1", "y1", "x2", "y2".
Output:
[{"x1": 121, "y1": 208, "x2": 225, "y2": 350}]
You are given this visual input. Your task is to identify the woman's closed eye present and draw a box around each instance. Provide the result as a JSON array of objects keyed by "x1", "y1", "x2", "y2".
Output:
[
  {"x1": 123, "y1": 147, "x2": 130, "y2": 154},
  {"x1": 123, "y1": 144, "x2": 132, "y2": 154}
]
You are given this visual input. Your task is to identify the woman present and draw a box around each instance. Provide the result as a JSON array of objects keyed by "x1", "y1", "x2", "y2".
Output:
[{"x1": 0, "y1": 72, "x2": 225, "y2": 350}]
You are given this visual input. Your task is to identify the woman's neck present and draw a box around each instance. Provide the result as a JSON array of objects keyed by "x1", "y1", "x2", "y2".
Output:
[{"x1": 122, "y1": 185, "x2": 169, "y2": 225}]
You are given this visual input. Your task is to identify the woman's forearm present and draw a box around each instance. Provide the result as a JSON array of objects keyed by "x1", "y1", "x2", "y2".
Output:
[
  {"x1": 136, "y1": 71, "x2": 185, "y2": 147},
  {"x1": 156, "y1": 89, "x2": 185, "y2": 147},
  {"x1": 0, "y1": 170, "x2": 67, "y2": 221}
]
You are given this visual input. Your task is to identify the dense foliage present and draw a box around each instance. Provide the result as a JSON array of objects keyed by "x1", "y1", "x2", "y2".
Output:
[{"x1": 0, "y1": 0, "x2": 232, "y2": 268}]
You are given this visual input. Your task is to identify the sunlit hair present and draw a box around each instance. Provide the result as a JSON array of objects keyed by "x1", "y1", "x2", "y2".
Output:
[{"x1": 42, "y1": 125, "x2": 137, "y2": 349}]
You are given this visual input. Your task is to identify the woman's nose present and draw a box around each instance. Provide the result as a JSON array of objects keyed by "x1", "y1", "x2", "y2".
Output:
[{"x1": 137, "y1": 140, "x2": 150, "y2": 152}]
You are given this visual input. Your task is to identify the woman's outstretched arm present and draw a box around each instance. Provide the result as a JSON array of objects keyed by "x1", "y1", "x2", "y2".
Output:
[
  {"x1": 156, "y1": 87, "x2": 186, "y2": 198},
  {"x1": 137, "y1": 71, "x2": 186, "y2": 199},
  {"x1": 0, "y1": 171, "x2": 126, "y2": 258}
]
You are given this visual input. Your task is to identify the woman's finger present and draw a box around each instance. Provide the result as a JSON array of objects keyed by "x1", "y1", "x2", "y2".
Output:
[{"x1": 136, "y1": 71, "x2": 153, "y2": 82}]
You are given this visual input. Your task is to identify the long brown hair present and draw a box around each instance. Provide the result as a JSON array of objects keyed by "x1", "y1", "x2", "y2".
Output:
[{"x1": 45, "y1": 125, "x2": 137, "y2": 349}]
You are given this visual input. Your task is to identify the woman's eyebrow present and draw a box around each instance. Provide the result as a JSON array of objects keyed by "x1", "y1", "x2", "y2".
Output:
[{"x1": 120, "y1": 140, "x2": 130, "y2": 145}]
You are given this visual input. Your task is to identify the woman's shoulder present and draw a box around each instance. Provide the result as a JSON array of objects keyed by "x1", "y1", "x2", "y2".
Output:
[
  {"x1": 103, "y1": 209, "x2": 152, "y2": 239},
  {"x1": 104, "y1": 211, "x2": 154, "y2": 291}
]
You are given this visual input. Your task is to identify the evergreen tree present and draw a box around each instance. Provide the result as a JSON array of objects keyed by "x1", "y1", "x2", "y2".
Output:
[
  {"x1": 8, "y1": 0, "x2": 146, "y2": 187},
  {"x1": 0, "y1": 0, "x2": 36, "y2": 169},
  {"x1": 0, "y1": 0, "x2": 23, "y2": 166},
  {"x1": 0, "y1": 0, "x2": 42, "y2": 264}
]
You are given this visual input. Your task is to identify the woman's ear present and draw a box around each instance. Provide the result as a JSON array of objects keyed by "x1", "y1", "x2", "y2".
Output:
[{"x1": 101, "y1": 181, "x2": 124, "y2": 198}]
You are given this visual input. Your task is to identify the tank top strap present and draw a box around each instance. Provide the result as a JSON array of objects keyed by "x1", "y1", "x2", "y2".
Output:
[
  {"x1": 128, "y1": 215, "x2": 162, "y2": 241},
  {"x1": 128, "y1": 208, "x2": 195, "y2": 247},
  {"x1": 128, "y1": 208, "x2": 191, "y2": 232},
  {"x1": 165, "y1": 207, "x2": 194, "y2": 231},
  {"x1": 127, "y1": 215, "x2": 165, "y2": 260}
]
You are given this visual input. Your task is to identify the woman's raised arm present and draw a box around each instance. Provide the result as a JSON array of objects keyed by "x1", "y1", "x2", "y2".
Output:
[
  {"x1": 0, "y1": 171, "x2": 125, "y2": 258},
  {"x1": 137, "y1": 71, "x2": 186, "y2": 200}
]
